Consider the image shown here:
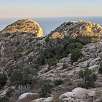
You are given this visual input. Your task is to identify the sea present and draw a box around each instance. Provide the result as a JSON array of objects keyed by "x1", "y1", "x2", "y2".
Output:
[{"x1": 0, "y1": 17, "x2": 102, "y2": 35}]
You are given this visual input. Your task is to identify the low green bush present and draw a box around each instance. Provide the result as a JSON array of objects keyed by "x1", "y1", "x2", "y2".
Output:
[
  {"x1": 38, "y1": 37, "x2": 84, "y2": 66},
  {"x1": 39, "y1": 80, "x2": 53, "y2": 97},
  {"x1": 0, "y1": 96, "x2": 9, "y2": 102},
  {"x1": 79, "y1": 68, "x2": 97, "y2": 88},
  {"x1": 53, "y1": 79, "x2": 64, "y2": 86},
  {"x1": 71, "y1": 48, "x2": 82, "y2": 63},
  {"x1": 10, "y1": 65, "x2": 38, "y2": 86}
]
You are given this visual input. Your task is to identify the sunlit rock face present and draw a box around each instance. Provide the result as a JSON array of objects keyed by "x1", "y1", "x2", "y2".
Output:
[
  {"x1": 50, "y1": 32, "x2": 64, "y2": 39},
  {"x1": 0, "y1": 19, "x2": 44, "y2": 37},
  {"x1": 49, "y1": 20, "x2": 102, "y2": 42}
]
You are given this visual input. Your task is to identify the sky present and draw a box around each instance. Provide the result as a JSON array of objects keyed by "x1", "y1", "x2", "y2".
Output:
[{"x1": 0, "y1": 0, "x2": 102, "y2": 18}]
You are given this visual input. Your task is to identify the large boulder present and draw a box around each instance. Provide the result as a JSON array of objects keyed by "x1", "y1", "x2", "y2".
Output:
[
  {"x1": 59, "y1": 87, "x2": 95, "y2": 102},
  {"x1": 17, "y1": 92, "x2": 39, "y2": 102},
  {"x1": 43, "y1": 97, "x2": 53, "y2": 102},
  {"x1": 31, "y1": 97, "x2": 53, "y2": 102},
  {"x1": 59, "y1": 92, "x2": 74, "y2": 101},
  {"x1": 0, "y1": 19, "x2": 44, "y2": 37},
  {"x1": 31, "y1": 98, "x2": 45, "y2": 102}
]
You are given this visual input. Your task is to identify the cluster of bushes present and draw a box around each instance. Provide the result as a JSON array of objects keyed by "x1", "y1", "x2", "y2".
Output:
[
  {"x1": 53, "y1": 79, "x2": 64, "y2": 86},
  {"x1": 9, "y1": 65, "x2": 38, "y2": 86},
  {"x1": 39, "y1": 80, "x2": 53, "y2": 97},
  {"x1": 38, "y1": 36, "x2": 83, "y2": 66},
  {"x1": 79, "y1": 68, "x2": 97, "y2": 88},
  {"x1": 39, "y1": 79, "x2": 63, "y2": 97},
  {"x1": 0, "y1": 96, "x2": 9, "y2": 102}
]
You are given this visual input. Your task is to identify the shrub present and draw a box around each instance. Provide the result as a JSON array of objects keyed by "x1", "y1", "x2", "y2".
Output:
[
  {"x1": 39, "y1": 80, "x2": 53, "y2": 97},
  {"x1": 47, "y1": 58, "x2": 58, "y2": 66},
  {"x1": 10, "y1": 70, "x2": 23, "y2": 85},
  {"x1": 0, "y1": 96, "x2": 9, "y2": 102},
  {"x1": 79, "y1": 68, "x2": 97, "y2": 88},
  {"x1": 38, "y1": 36, "x2": 84, "y2": 66},
  {"x1": 10, "y1": 66, "x2": 38, "y2": 86},
  {"x1": 45, "y1": 36, "x2": 50, "y2": 43},
  {"x1": 71, "y1": 48, "x2": 82, "y2": 63},
  {"x1": 53, "y1": 79, "x2": 64, "y2": 86},
  {"x1": 0, "y1": 72, "x2": 8, "y2": 89}
]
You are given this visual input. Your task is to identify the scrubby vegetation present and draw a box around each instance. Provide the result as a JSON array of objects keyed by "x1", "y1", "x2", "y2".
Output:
[
  {"x1": 38, "y1": 36, "x2": 83, "y2": 66},
  {"x1": 53, "y1": 79, "x2": 64, "y2": 86},
  {"x1": 71, "y1": 48, "x2": 82, "y2": 62},
  {"x1": 39, "y1": 79, "x2": 64, "y2": 98},
  {"x1": 0, "y1": 96, "x2": 9, "y2": 102},
  {"x1": 9, "y1": 65, "x2": 38, "y2": 86},
  {"x1": 39, "y1": 80, "x2": 53, "y2": 97},
  {"x1": 79, "y1": 68, "x2": 97, "y2": 88}
]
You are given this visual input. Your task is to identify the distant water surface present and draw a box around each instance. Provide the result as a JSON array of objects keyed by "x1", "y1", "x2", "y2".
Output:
[{"x1": 0, "y1": 17, "x2": 102, "y2": 35}]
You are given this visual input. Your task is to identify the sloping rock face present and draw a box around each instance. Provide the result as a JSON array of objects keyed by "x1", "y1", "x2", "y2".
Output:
[
  {"x1": 0, "y1": 19, "x2": 44, "y2": 37},
  {"x1": 50, "y1": 21, "x2": 102, "y2": 42},
  {"x1": 0, "y1": 32, "x2": 45, "y2": 101},
  {"x1": 0, "y1": 32, "x2": 44, "y2": 80},
  {"x1": 0, "y1": 19, "x2": 44, "y2": 102}
]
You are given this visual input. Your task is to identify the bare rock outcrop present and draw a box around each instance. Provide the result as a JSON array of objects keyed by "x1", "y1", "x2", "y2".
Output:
[
  {"x1": 59, "y1": 87, "x2": 95, "y2": 102},
  {"x1": 0, "y1": 19, "x2": 44, "y2": 37},
  {"x1": 17, "y1": 92, "x2": 39, "y2": 102}
]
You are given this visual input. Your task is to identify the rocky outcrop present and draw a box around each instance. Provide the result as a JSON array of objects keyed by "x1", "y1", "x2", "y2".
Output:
[
  {"x1": 0, "y1": 19, "x2": 44, "y2": 37},
  {"x1": 17, "y1": 92, "x2": 39, "y2": 102},
  {"x1": 59, "y1": 87, "x2": 95, "y2": 102},
  {"x1": 49, "y1": 21, "x2": 102, "y2": 42},
  {"x1": 31, "y1": 97, "x2": 53, "y2": 102}
]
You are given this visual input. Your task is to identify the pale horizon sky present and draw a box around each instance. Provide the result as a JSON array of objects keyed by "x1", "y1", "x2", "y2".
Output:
[{"x1": 0, "y1": 0, "x2": 102, "y2": 18}]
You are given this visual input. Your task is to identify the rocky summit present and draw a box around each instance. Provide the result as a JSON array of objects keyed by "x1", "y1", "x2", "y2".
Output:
[
  {"x1": 0, "y1": 19, "x2": 44, "y2": 37},
  {"x1": 50, "y1": 20, "x2": 102, "y2": 43},
  {"x1": 0, "y1": 20, "x2": 102, "y2": 102}
]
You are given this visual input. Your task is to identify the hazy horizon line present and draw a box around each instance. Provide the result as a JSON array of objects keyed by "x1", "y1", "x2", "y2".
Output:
[{"x1": 0, "y1": 16, "x2": 102, "y2": 19}]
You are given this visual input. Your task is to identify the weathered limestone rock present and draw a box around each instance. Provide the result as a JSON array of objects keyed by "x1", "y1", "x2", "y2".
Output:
[
  {"x1": 31, "y1": 97, "x2": 53, "y2": 102},
  {"x1": 17, "y1": 92, "x2": 39, "y2": 102},
  {"x1": 59, "y1": 87, "x2": 96, "y2": 102},
  {"x1": 1, "y1": 19, "x2": 44, "y2": 37}
]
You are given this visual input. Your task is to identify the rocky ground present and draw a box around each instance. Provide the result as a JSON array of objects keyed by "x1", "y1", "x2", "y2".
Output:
[{"x1": 0, "y1": 19, "x2": 102, "y2": 102}]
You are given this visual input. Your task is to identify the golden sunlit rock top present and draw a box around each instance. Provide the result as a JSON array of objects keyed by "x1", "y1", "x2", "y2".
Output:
[
  {"x1": 0, "y1": 19, "x2": 44, "y2": 37},
  {"x1": 50, "y1": 20, "x2": 102, "y2": 41}
]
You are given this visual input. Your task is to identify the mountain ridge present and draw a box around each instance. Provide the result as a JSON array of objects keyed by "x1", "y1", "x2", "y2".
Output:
[{"x1": 0, "y1": 19, "x2": 102, "y2": 102}]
